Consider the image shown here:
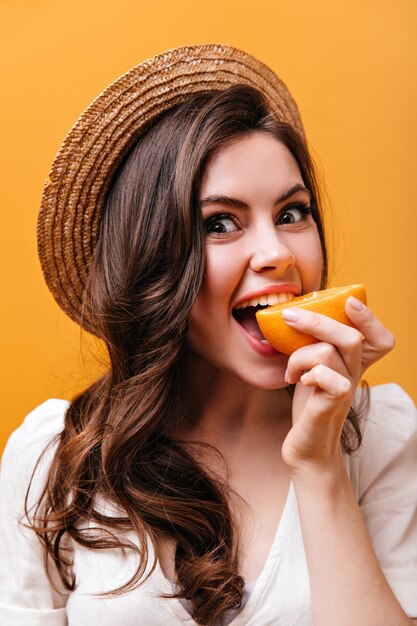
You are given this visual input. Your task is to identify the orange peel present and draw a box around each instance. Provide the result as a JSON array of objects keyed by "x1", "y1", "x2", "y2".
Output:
[{"x1": 255, "y1": 284, "x2": 367, "y2": 356}]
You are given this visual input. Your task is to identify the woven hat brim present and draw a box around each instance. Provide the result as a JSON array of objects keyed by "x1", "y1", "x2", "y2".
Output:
[{"x1": 38, "y1": 44, "x2": 304, "y2": 334}]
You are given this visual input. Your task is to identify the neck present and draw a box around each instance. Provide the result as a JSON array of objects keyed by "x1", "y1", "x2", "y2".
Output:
[{"x1": 177, "y1": 350, "x2": 292, "y2": 447}]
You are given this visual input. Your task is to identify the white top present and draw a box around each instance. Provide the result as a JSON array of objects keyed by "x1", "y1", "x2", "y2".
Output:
[{"x1": 0, "y1": 384, "x2": 416, "y2": 625}]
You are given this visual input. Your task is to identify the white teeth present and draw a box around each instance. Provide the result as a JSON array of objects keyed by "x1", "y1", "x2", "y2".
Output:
[
  {"x1": 266, "y1": 294, "x2": 280, "y2": 306},
  {"x1": 235, "y1": 292, "x2": 295, "y2": 309},
  {"x1": 277, "y1": 292, "x2": 293, "y2": 304}
]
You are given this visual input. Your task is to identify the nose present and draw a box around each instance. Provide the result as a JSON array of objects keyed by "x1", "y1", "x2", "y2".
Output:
[{"x1": 248, "y1": 226, "x2": 295, "y2": 274}]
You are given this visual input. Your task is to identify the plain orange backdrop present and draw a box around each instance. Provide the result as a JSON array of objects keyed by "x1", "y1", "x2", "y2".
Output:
[{"x1": 1, "y1": 0, "x2": 416, "y2": 451}]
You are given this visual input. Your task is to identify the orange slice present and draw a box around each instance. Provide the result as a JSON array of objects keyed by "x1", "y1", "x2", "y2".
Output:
[{"x1": 255, "y1": 284, "x2": 367, "y2": 355}]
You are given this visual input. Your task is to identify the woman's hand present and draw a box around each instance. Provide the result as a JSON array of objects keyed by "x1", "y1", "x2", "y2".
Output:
[
  {"x1": 281, "y1": 296, "x2": 395, "y2": 474},
  {"x1": 279, "y1": 298, "x2": 413, "y2": 626}
]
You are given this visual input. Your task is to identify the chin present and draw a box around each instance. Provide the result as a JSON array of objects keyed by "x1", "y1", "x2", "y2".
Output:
[{"x1": 236, "y1": 368, "x2": 289, "y2": 390}]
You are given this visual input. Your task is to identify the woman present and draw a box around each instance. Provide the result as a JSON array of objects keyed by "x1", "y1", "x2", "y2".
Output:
[{"x1": 0, "y1": 44, "x2": 416, "y2": 625}]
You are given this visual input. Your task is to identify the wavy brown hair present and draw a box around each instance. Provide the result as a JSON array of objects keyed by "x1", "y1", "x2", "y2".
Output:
[{"x1": 27, "y1": 86, "x2": 363, "y2": 625}]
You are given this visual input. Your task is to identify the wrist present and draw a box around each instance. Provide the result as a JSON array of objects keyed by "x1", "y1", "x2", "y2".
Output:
[{"x1": 288, "y1": 450, "x2": 350, "y2": 494}]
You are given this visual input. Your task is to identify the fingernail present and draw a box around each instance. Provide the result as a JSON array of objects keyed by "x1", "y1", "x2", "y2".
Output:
[
  {"x1": 282, "y1": 308, "x2": 299, "y2": 322},
  {"x1": 347, "y1": 296, "x2": 365, "y2": 311}
]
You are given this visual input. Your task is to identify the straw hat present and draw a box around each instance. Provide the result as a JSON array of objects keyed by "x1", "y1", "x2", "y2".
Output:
[{"x1": 38, "y1": 43, "x2": 304, "y2": 334}]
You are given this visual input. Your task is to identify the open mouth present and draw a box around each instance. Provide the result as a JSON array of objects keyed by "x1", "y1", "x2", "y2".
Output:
[{"x1": 232, "y1": 293, "x2": 295, "y2": 342}]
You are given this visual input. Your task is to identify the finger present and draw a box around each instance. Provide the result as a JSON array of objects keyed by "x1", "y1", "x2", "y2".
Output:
[
  {"x1": 289, "y1": 366, "x2": 353, "y2": 452},
  {"x1": 285, "y1": 341, "x2": 347, "y2": 385},
  {"x1": 300, "y1": 363, "x2": 352, "y2": 405},
  {"x1": 345, "y1": 296, "x2": 396, "y2": 368},
  {"x1": 295, "y1": 365, "x2": 353, "y2": 448},
  {"x1": 282, "y1": 307, "x2": 363, "y2": 377}
]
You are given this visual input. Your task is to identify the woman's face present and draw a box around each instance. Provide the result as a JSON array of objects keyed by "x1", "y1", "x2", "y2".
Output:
[{"x1": 187, "y1": 131, "x2": 323, "y2": 389}]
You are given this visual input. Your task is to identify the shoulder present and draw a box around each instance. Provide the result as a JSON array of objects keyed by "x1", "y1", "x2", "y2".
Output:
[
  {"x1": 348, "y1": 385, "x2": 417, "y2": 615},
  {"x1": 1, "y1": 399, "x2": 69, "y2": 505},
  {"x1": 6, "y1": 398, "x2": 69, "y2": 446},
  {"x1": 364, "y1": 382, "x2": 415, "y2": 446},
  {"x1": 0, "y1": 401, "x2": 71, "y2": 616},
  {"x1": 3, "y1": 399, "x2": 68, "y2": 459},
  {"x1": 355, "y1": 382, "x2": 416, "y2": 451},
  {"x1": 348, "y1": 383, "x2": 417, "y2": 499},
  {"x1": 362, "y1": 383, "x2": 416, "y2": 433}
]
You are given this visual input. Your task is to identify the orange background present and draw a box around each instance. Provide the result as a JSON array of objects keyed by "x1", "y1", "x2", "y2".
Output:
[{"x1": 1, "y1": 0, "x2": 416, "y2": 451}]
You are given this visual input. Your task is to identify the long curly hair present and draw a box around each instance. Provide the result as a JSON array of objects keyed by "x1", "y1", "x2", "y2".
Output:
[{"x1": 27, "y1": 85, "x2": 362, "y2": 625}]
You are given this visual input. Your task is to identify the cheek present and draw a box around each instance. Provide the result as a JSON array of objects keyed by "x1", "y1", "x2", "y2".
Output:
[
  {"x1": 295, "y1": 233, "x2": 324, "y2": 290},
  {"x1": 187, "y1": 246, "x2": 239, "y2": 350},
  {"x1": 198, "y1": 245, "x2": 241, "y2": 307}
]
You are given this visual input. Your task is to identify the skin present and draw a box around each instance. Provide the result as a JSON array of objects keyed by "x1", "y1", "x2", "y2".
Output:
[
  {"x1": 177, "y1": 132, "x2": 414, "y2": 624},
  {"x1": 187, "y1": 133, "x2": 323, "y2": 390}
]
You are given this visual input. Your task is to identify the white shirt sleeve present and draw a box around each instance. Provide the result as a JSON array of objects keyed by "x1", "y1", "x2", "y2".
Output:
[
  {"x1": 0, "y1": 400, "x2": 70, "y2": 625},
  {"x1": 347, "y1": 383, "x2": 417, "y2": 617}
]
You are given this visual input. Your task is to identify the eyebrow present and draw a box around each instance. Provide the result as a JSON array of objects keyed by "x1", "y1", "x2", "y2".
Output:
[{"x1": 199, "y1": 183, "x2": 311, "y2": 209}]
